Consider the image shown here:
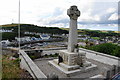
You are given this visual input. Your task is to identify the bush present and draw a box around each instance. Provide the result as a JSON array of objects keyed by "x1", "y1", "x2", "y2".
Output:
[
  {"x1": 13, "y1": 58, "x2": 21, "y2": 63},
  {"x1": 2, "y1": 55, "x2": 23, "y2": 79},
  {"x1": 88, "y1": 43, "x2": 120, "y2": 57},
  {"x1": 112, "y1": 46, "x2": 120, "y2": 57},
  {"x1": 44, "y1": 54, "x2": 48, "y2": 58},
  {"x1": 55, "y1": 53, "x2": 59, "y2": 56},
  {"x1": 13, "y1": 58, "x2": 21, "y2": 67},
  {"x1": 29, "y1": 55, "x2": 36, "y2": 60},
  {"x1": 49, "y1": 54, "x2": 53, "y2": 57}
]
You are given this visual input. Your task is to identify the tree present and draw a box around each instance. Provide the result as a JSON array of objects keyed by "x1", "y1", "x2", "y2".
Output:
[
  {"x1": 88, "y1": 43, "x2": 117, "y2": 55},
  {"x1": 112, "y1": 46, "x2": 120, "y2": 57},
  {"x1": 2, "y1": 32, "x2": 18, "y2": 41}
]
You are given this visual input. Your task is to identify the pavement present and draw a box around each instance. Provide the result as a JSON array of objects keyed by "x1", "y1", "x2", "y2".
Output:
[
  {"x1": 83, "y1": 50, "x2": 119, "y2": 66},
  {"x1": 34, "y1": 49, "x2": 119, "y2": 79},
  {"x1": 34, "y1": 59, "x2": 100, "y2": 79}
]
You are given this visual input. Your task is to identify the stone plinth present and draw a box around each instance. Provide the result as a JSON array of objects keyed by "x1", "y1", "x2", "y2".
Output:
[
  {"x1": 48, "y1": 59, "x2": 97, "y2": 77},
  {"x1": 53, "y1": 59, "x2": 80, "y2": 71},
  {"x1": 58, "y1": 50, "x2": 92, "y2": 68},
  {"x1": 58, "y1": 50, "x2": 87, "y2": 66},
  {"x1": 48, "y1": 50, "x2": 95, "y2": 75},
  {"x1": 59, "y1": 50, "x2": 78, "y2": 66}
]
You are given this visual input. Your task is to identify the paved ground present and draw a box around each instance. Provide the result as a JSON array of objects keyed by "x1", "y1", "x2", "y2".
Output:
[
  {"x1": 42, "y1": 49, "x2": 119, "y2": 66},
  {"x1": 34, "y1": 59, "x2": 66, "y2": 78},
  {"x1": 84, "y1": 50, "x2": 119, "y2": 66},
  {"x1": 34, "y1": 49, "x2": 119, "y2": 79},
  {"x1": 34, "y1": 58, "x2": 112, "y2": 79}
]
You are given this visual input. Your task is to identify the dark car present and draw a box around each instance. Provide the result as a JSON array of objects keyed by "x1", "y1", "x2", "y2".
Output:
[{"x1": 111, "y1": 72, "x2": 120, "y2": 80}]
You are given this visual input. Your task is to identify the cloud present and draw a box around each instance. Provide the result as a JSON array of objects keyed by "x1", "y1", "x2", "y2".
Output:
[
  {"x1": 108, "y1": 13, "x2": 118, "y2": 20},
  {"x1": 35, "y1": 1, "x2": 118, "y2": 31},
  {"x1": 52, "y1": 7, "x2": 64, "y2": 17},
  {"x1": 106, "y1": 8, "x2": 116, "y2": 13},
  {"x1": 0, "y1": 0, "x2": 119, "y2": 31},
  {"x1": 78, "y1": 24, "x2": 118, "y2": 31}
]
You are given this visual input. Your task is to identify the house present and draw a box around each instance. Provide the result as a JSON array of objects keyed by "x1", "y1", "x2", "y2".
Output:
[
  {"x1": 40, "y1": 34, "x2": 50, "y2": 40},
  {"x1": 15, "y1": 37, "x2": 31, "y2": 42},
  {"x1": 0, "y1": 40, "x2": 10, "y2": 46}
]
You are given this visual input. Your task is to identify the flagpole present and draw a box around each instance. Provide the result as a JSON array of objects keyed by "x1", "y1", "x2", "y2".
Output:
[{"x1": 18, "y1": 0, "x2": 20, "y2": 51}]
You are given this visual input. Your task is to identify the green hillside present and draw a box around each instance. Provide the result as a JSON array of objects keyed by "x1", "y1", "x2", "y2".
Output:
[
  {"x1": 1, "y1": 23, "x2": 68, "y2": 34},
  {"x1": 1, "y1": 23, "x2": 120, "y2": 41},
  {"x1": 1, "y1": 23, "x2": 68, "y2": 40}
]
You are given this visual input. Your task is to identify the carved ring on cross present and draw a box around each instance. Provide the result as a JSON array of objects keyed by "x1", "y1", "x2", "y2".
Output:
[{"x1": 67, "y1": 5, "x2": 80, "y2": 20}]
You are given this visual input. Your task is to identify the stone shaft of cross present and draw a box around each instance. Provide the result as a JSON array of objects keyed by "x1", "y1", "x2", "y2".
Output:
[{"x1": 67, "y1": 5, "x2": 80, "y2": 52}]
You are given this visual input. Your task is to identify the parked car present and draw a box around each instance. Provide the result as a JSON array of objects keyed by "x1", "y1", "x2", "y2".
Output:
[{"x1": 111, "y1": 72, "x2": 120, "y2": 80}]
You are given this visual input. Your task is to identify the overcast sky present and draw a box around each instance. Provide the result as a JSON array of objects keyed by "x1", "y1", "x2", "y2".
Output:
[{"x1": 0, "y1": 0, "x2": 119, "y2": 31}]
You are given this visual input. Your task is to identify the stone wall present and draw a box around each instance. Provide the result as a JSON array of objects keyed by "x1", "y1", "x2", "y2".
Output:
[
  {"x1": 79, "y1": 48, "x2": 119, "y2": 60},
  {"x1": 19, "y1": 50, "x2": 47, "y2": 79},
  {"x1": 79, "y1": 48, "x2": 120, "y2": 78}
]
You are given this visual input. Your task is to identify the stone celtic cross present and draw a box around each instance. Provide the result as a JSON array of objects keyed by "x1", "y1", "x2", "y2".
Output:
[
  {"x1": 67, "y1": 5, "x2": 80, "y2": 20},
  {"x1": 67, "y1": 5, "x2": 80, "y2": 52}
]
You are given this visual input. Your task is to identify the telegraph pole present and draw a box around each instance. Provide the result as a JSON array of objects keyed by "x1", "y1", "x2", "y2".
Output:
[{"x1": 18, "y1": 0, "x2": 21, "y2": 51}]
